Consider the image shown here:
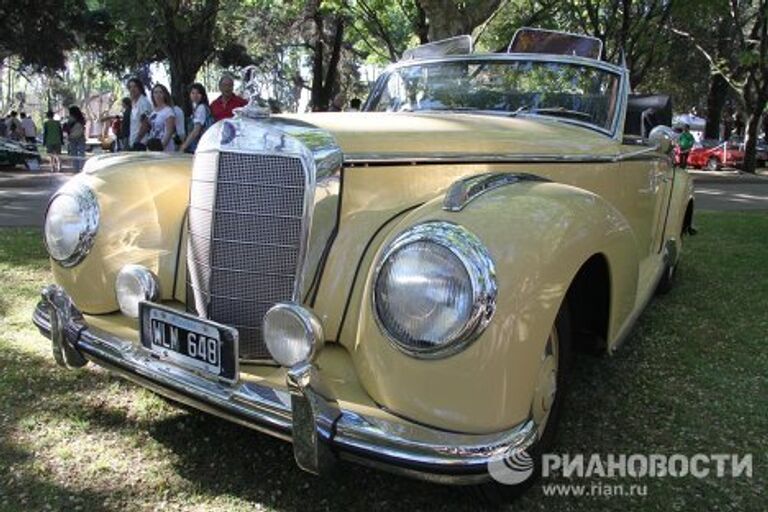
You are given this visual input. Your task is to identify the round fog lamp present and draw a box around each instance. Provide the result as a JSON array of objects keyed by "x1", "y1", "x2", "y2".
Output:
[
  {"x1": 116, "y1": 265, "x2": 160, "y2": 318},
  {"x1": 263, "y1": 303, "x2": 324, "y2": 367}
]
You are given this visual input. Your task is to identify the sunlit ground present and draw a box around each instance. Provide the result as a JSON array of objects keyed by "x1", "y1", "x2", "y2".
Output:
[{"x1": 0, "y1": 213, "x2": 766, "y2": 511}]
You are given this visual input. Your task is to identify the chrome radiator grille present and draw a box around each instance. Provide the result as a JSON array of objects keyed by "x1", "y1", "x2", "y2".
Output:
[{"x1": 186, "y1": 151, "x2": 306, "y2": 359}]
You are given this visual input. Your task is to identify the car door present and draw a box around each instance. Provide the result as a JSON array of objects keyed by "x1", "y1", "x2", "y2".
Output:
[{"x1": 616, "y1": 150, "x2": 673, "y2": 264}]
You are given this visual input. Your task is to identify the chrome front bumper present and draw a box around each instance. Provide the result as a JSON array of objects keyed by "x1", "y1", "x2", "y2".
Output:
[{"x1": 33, "y1": 285, "x2": 536, "y2": 485}]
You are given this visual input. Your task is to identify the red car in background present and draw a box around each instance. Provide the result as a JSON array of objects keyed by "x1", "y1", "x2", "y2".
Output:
[{"x1": 675, "y1": 139, "x2": 744, "y2": 171}]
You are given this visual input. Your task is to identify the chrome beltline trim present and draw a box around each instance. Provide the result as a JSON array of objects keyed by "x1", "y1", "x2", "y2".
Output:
[
  {"x1": 344, "y1": 145, "x2": 661, "y2": 166},
  {"x1": 32, "y1": 296, "x2": 536, "y2": 483}
]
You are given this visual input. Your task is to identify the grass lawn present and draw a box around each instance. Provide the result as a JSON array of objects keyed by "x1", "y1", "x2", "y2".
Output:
[{"x1": 0, "y1": 212, "x2": 766, "y2": 511}]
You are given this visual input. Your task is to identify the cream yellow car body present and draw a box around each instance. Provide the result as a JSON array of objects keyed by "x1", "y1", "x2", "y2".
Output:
[
  {"x1": 47, "y1": 112, "x2": 692, "y2": 434},
  {"x1": 33, "y1": 45, "x2": 695, "y2": 485}
]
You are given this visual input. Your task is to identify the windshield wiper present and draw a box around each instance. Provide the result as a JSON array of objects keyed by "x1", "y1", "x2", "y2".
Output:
[{"x1": 510, "y1": 106, "x2": 593, "y2": 121}]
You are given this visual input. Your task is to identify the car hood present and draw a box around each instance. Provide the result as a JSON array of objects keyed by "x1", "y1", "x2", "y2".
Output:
[{"x1": 282, "y1": 112, "x2": 618, "y2": 160}]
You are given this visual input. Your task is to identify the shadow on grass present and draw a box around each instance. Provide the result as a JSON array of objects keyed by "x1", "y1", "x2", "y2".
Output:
[
  {"x1": 2, "y1": 214, "x2": 766, "y2": 511},
  {"x1": 0, "y1": 338, "x2": 144, "y2": 512},
  {"x1": 133, "y1": 409, "x2": 471, "y2": 511}
]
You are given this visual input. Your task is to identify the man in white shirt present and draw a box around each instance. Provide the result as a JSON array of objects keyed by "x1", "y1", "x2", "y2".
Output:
[
  {"x1": 20, "y1": 113, "x2": 37, "y2": 142},
  {"x1": 127, "y1": 78, "x2": 152, "y2": 149}
]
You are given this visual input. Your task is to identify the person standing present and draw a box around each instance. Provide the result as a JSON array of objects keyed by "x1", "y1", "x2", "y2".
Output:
[
  {"x1": 127, "y1": 78, "x2": 152, "y2": 150},
  {"x1": 43, "y1": 111, "x2": 63, "y2": 172},
  {"x1": 8, "y1": 123, "x2": 23, "y2": 142},
  {"x1": 20, "y1": 113, "x2": 37, "y2": 143},
  {"x1": 7, "y1": 111, "x2": 21, "y2": 134},
  {"x1": 0, "y1": 116, "x2": 6, "y2": 137},
  {"x1": 66, "y1": 106, "x2": 87, "y2": 172},
  {"x1": 180, "y1": 83, "x2": 213, "y2": 153},
  {"x1": 118, "y1": 97, "x2": 131, "y2": 151},
  {"x1": 147, "y1": 84, "x2": 177, "y2": 152},
  {"x1": 677, "y1": 124, "x2": 695, "y2": 170},
  {"x1": 210, "y1": 75, "x2": 247, "y2": 121}
]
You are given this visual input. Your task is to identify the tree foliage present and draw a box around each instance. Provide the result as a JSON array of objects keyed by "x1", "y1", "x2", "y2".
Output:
[
  {"x1": 0, "y1": 0, "x2": 91, "y2": 70},
  {"x1": 90, "y1": 0, "x2": 225, "y2": 112},
  {"x1": 671, "y1": 0, "x2": 768, "y2": 172},
  {"x1": 417, "y1": 0, "x2": 502, "y2": 40}
]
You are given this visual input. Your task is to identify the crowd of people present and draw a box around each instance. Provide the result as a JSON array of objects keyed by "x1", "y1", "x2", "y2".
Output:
[
  {"x1": 119, "y1": 75, "x2": 245, "y2": 155},
  {"x1": 0, "y1": 111, "x2": 40, "y2": 143},
  {"x1": 1, "y1": 74, "x2": 250, "y2": 173}
]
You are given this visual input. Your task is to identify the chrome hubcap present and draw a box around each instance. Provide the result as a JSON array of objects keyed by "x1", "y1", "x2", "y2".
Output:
[{"x1": 532, "y1": 327, "x2": 559, "y2": 437}]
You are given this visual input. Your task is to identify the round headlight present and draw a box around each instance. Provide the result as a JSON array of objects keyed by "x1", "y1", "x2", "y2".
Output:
[
  {"x1": 263, "y1": 303, "x2": 324, "y2": 367},
  {"x1": 373, "y1": 222, "x2": 496, "y2": 358},
  {"x1": 44, "y1": 184, "x2": 99, "y2": 267},
  {"x1": 116, "y1": 265, "x2": 160, "y2": 318}
]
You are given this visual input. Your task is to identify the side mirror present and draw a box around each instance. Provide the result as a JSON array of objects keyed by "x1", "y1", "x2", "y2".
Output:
[{"x1": 648, "y1": 125, "x2": 676, "y2": 155}]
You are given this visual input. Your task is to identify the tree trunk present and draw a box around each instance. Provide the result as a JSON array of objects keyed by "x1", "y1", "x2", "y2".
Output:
[
  {"x1": 309, "y1": 11, "x2": 345, "y2": 112},
  {"x1": 322, "y1": 16, "x2": 345, "y2": 108},
  {"x1": 418, "y1": 0, "x2": 501, "y2": 41},
  {"x1": 309, "y1": 8, "x2": 325, "y2": 111},
  {"x1": 414, "y1": 4, "x2": 429, "y2": 44},
  {"x1": 169, "y1": 60, "x2": 198, "y2": 116},
  {"x1": 705, "y1": 74, "x2": 728, "y2": 140},
  {"x1": 742, "y1": 109, "x2": 763, "y2": 174},
  {"x1": 158, "y1": 0, "x2": 219, "y2": 116}
]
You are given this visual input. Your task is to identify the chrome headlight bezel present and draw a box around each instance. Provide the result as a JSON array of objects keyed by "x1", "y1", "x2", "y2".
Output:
[
  {"x1": 372, "y1": 221, "x2": 497, "y2": 359},
  {"x1": 43, "y1": 184, "x2": 99, "y2": 268}
]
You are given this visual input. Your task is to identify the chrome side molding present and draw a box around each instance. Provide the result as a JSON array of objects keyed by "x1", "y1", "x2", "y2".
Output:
[{"x1": 443, "y1": 172, "x2": 548, "y2": 212}]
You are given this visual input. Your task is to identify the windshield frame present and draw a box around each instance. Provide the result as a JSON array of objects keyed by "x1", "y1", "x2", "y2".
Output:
[{"x1": 364, "y1": 53, "x2": 629, "y2": 140}]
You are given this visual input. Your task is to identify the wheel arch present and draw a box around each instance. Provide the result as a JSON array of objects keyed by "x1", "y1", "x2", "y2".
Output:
[{"x1": 564, "y1": 253, "x2": 611, "y2": 354}]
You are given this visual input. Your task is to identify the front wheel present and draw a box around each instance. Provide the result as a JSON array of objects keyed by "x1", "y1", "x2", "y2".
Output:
[
  {"x1": 706, "y1": 156, "x2": 720, "y2": 172},
  {"x1": 475, "y1": 305, "x2": 573, "y2": 506}
]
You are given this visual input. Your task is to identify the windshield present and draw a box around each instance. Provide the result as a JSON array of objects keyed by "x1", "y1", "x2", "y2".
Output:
[{"x1": 367, "y1": 59, "x2": 621, "y2": 133}]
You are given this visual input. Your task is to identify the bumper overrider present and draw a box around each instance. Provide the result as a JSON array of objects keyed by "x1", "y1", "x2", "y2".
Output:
[{"x1": 32, "y1": 285, "x2": 536, "y2": 484}]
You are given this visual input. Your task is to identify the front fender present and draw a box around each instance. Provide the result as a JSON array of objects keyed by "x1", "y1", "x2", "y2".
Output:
[
  {"x1": 50, "y1": 154, "x2": 192, "y2": 313},
  {"x1": 349, "y1": 180, "x2": 638, "y2": 433}
]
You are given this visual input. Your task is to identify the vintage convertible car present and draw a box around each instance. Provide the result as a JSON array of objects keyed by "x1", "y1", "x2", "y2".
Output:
[{"x1": 32, "y1": 29, "x2": 694, "y2": 499}]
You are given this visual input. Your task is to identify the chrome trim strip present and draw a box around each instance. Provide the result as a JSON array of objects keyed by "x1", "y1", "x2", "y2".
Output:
[
  {"x1": 32, "y1": 290, "x2": 536, "y2": 484},
  {"x1": 344, "y1": 145, "x2": 661, "y2": 166},
  {"x1": 443, "y1": 172, "x2": 548, "y2": 212},
  {"x1": 372, "y1": 222, "x2": 497, "y2": 359}
]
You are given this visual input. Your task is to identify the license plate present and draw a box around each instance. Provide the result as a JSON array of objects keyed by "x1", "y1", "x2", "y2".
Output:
[{"x1": 139, "y1": 302, "x2": 238, "y2": 383}]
